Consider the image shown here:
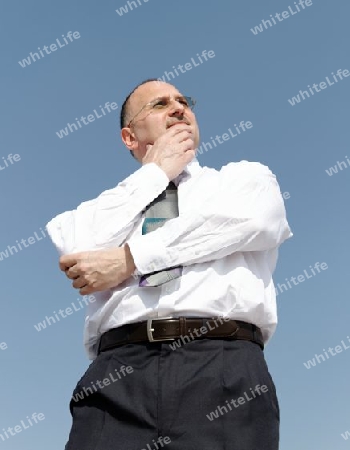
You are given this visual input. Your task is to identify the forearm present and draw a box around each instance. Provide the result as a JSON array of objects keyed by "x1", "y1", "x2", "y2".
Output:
[
  {"x1": 46, "y1": 163, "x2": 169, "y2": 255},
  {"x1": 127, "y1": 210, "x2": 291, "y2": 274},
  {"x1": 127, "y1": 163, "x2": 293, "y2": 274}
]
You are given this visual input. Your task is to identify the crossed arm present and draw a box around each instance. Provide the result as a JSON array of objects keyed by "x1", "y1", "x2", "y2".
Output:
[{"x1": 48, "y1": 161, "x2": 292, "y2": 295}]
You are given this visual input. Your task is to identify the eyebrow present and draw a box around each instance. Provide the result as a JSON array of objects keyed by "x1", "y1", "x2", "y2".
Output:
[{"x1": 149, "y1": 95, "x2": 185, "y2": 102}]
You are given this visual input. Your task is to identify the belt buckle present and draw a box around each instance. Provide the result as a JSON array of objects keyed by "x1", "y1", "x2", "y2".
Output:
[{"x1": 147, "y1": 317, "x2": 176, "y2": 342}]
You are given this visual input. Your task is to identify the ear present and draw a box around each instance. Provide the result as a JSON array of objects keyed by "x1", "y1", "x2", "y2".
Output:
[{"x1": 121, "y1": 127, "x2": 138, "y2": 153}]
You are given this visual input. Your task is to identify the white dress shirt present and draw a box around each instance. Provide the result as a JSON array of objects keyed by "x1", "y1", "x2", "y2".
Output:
[{"x1": 46, "y1": 157, "x2": 293, "y2": 360}]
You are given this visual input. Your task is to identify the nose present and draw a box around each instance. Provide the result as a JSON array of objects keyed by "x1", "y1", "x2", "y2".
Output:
[{"x1": 168, "y1": 98, "x2": 186, "y2": 116}]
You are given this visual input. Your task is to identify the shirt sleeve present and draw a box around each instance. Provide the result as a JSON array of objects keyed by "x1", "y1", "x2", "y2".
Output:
[
  {"x1": 46, "y1": 163, "x2": 169, "y2": 255},
  {"x1": 127, "y1": 162, "x2": 293, "y2": 274}
]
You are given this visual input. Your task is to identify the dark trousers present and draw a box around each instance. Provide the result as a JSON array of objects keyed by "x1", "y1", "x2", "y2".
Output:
[{"x1": 65, "y1": 339, "x2": 280, "y2": 450}]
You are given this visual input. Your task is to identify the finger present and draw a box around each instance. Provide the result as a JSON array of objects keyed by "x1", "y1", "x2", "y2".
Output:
[
  {"x1": 167, "y1": 131, "x2": 193, "y2": 146},
  {"x1": 72, "y1": 277, "x2": 87, "y2": 289},
  {"x1": 65, "y1": 267, "x2": 80, "y2": 280},
  {"x1": 167, "y1": 124, "x2": 192, "y2": 136},
  {"x1": 180, "y1": 139, "x2": 196, "y2": 153},
  {"x1": 79, "y1": 285, "x2": 94, "y2": 295},
  {"x1": 176, "y1": 131, "x2": 195, "y2": 144},
  {"x1": 59, "y1": 255, "x2": 77, "y2": 272},
  {"x1": 185, "y1": 149, "x2": 196, "y2": 158}
]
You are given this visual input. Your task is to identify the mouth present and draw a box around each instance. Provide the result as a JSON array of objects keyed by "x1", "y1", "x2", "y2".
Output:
[{"x1": 167, "y1": 121, "x2": 190, "y2": 128}]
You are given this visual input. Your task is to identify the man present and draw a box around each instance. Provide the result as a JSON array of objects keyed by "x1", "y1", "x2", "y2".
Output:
[{"x1": 46, "y1": 79, "x2": 293, "y2": 450}]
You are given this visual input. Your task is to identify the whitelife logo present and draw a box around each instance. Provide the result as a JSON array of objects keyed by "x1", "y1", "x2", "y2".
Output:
[
  {"x1": 72, "y1": 365, "x2": 134, "y2": 402},
  {"x1": 196, "y1": 121, "x2": 253, "y2": 156},
  {"x1": 0, "y1": 413, "x2": 45, "y2": 442},
  {"x1": 325, "y1": 156, "x2": 350, "y2": 176},
  {"x1": 303, "y1": 335, "x2": 350, "y2": 369},
  {"x1": 34, "y1": 295, "x2": 96, "y2": 332},
  {"x1": 18, "y1": 31, "x2": 81, "y2": 68},
  {"x1": 156, "y1": 49, "x2": 216, "y2": 83},
  {"x1": 55, "y1": 101, "x2": 118, "y2": 139},
  {"x1": 169, "y1": 316, "x2": 231, "y2": 351},
  {"x1": 287, "y1": 69, "x2": 350, "y2": 106},
  {"x1": 0, "y1": 228, "x2": 47, "y2": 262},
  {"x1": 275, "y1": 261, "x2": 328, "y2": 296},
  {"x1": 206, "y1": 385, "x2": 269, "y2": 421},
  {"x1": 341, "y1": 429, "x2": 350, "y2": 441},
  {"x1": 0, "y1": 342, "x2": 8, "y2": 351},
  {"x1": 0, "y1": 153, "x2": 21, "y2": 173},
  {"x1": 250, "y1": 0, "x2": 313, "y2": 35}
]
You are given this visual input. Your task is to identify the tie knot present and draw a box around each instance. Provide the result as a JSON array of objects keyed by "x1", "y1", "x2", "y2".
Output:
[{"x1": 167, "y1": 181, "x2": 177, "y2": 190}]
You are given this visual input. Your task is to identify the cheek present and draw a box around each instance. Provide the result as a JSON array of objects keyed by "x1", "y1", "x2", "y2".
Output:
[
  {"x1": 134, "y1": 123, "x2": 162, "y2": 146},
  {"x1": 189, "y1": 114, "x2": 199, "y2": 131},
  {"x1": 134, "y1": 125, "x2": 152, "y2": 142},
  {"x1": 144, "y1": 119, "x2": 166, "y2": 138}
]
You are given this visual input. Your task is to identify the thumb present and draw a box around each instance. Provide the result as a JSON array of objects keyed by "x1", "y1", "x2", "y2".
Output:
[{"x1": 185, "y1": 149, "x2": 196, "y2": 160}]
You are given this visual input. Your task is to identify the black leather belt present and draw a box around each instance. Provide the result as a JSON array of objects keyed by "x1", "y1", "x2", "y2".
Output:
[{"x1": 98, "y1": 318, "x2": 264, "y2": 354}]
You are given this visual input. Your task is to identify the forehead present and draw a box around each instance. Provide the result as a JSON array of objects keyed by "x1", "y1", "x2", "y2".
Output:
[{"x1": 129, "y1": 82, "x2": 183, "y2": 113}]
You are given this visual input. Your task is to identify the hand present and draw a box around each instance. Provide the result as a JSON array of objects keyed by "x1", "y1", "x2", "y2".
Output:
[
  {"x1": 142, "y1": 124, "x2": 196, "y2": 180},
  {"x1": 59, "y1": 245, "x2": 136, "y2": 295}
]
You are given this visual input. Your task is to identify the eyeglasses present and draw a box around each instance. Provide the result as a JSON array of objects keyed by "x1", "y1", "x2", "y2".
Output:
[{"x1": 127, "y1": 95, "x2": 196, "y2": 128}]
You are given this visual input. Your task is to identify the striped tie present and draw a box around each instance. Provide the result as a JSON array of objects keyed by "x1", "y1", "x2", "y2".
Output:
[{"x1": 139, "y1": 181, "x2": 183, "y2": 287}]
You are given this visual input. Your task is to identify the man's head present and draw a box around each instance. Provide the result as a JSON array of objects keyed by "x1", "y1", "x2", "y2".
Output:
[{"x1": 120, "y1": 79, "x2": 200, "y2": 163}]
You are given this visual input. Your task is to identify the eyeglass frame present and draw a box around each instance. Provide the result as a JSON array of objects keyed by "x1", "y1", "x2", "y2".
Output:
[{"x1": 126, "y1": 95, "x2": 196, "y2": 128}]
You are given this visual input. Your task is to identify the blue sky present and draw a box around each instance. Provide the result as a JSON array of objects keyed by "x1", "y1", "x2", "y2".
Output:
[{"x1": 1, "y1": 0, "x2": 349, "y2": 448}]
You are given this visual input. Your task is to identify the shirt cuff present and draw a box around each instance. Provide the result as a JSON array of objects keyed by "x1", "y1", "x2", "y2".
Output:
[{"x1": 127, "y1": 233, "x2": 172, "y2": 275}]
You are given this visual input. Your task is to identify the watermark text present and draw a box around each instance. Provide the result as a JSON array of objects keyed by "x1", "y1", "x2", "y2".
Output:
[
  {"x1": 251, "y1": 0, "x2": 313, "y2": 35},
  {"x1": 325, "y1": 156, "x2": 350, "y2": 176},
  {"x1": 0, "y1": 227, "x2": 47, "y2": 262},
  {"x1": 206, "y1": 385, "x2": 268, "y2": 421},
  {"x1": 34, "y1": 295, "x2": 96, "y2": 331},
  {"x1": 288, "y1": 69, "x2": 350, "y2": 106},
  {"x1": 0, "y1": 413, "x2": 45, "y2": 442},
  {"x1": 196, "y1": 121, "x2": 253, "y2": 156},
  {"x1": 275, "y1": 261, "x2": 328, "y2": 296},
  {"x1": 0, "y1": 154, "x2": 21, "y2": 173},
  {"x1": 55, "y1": 101, "x2": 118, "y2": 139},
  {"x1": 18, "y1": 31, "x2": 80, "y2": 68},
  {"x1": 72, "y1": 365, "x2": 133, "y2": 402},
  {"x1": 304, "y1": 334, "x2": 350, "y2": 369}
]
